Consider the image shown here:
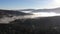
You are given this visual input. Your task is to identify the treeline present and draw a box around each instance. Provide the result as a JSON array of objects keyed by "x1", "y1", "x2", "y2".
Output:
[{"x1": 0, "y1": 16, "x2": 60, "y2": 34}]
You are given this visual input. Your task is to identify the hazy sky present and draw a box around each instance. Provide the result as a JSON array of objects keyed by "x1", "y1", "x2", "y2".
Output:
[{"x1": 0, "y1": 0, "x2": 60, "y2": 10}]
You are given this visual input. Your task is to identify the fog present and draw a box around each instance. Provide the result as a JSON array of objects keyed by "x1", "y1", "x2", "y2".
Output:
[
  {"x1": 33, "y1": 12, "x2": 60, "y2": 17},
  {"x1": 0, "y1": 12, "x2": 60, "y2": 23}
]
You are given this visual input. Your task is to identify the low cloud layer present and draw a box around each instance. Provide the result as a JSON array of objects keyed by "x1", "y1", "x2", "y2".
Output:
[{"x1": 0, "y1": 12, "x2": 60, "y2": 24}]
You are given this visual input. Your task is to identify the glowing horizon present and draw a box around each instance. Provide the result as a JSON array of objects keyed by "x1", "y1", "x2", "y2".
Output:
[{"x1": 0, "y1": 0, "x2": 60, "y2": 10}]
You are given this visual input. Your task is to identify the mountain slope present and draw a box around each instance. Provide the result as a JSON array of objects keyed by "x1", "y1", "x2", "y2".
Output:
[
  {"x1": 32, "y1": 8, "x2": 60, "y2": 13},
  {"x1": 8, "y1": 16, "x2": 60, "y2": 34},
  {"x1": 0, "y1": 9, "x2": 32, "y2": 15},
  {"x1": 0, "y1": 9, "x2": 32, "y2": 18},
  {"x1": 18, "y1": 8, "x2": 60, "y2": 13}
]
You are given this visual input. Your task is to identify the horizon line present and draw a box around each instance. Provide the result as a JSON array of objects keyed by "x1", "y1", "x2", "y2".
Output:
[{"x1": 0, "y1": 7, "x2": 60, "y2": 10}]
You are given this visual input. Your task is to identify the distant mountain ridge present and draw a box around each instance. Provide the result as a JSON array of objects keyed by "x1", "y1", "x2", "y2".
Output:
[
  {"x1": 17, "y1": 8, "x2": 60, "y2": 13},
  {"x1": 0, "y1": 9, "x2": 31, "y2": 15},
  {"x1": 33, "y1": 8, "x2": 60, "y2": 13},
  {"x1": 0, "y1": 8, "x2": 60, "y2": 14},
  {"x1": 0, "y1": 9, "x2": 32, "y2": 18}
]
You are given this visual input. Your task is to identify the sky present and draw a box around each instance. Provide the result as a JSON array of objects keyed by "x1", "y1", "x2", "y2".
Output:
[{"x1": 0, "y1": 0, "x2": 60, "y2": 10}]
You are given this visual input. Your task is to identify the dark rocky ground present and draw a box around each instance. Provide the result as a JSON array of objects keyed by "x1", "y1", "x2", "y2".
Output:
[{"x1": 0, "y1": 16, "x2": 60, "y2": 34}]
